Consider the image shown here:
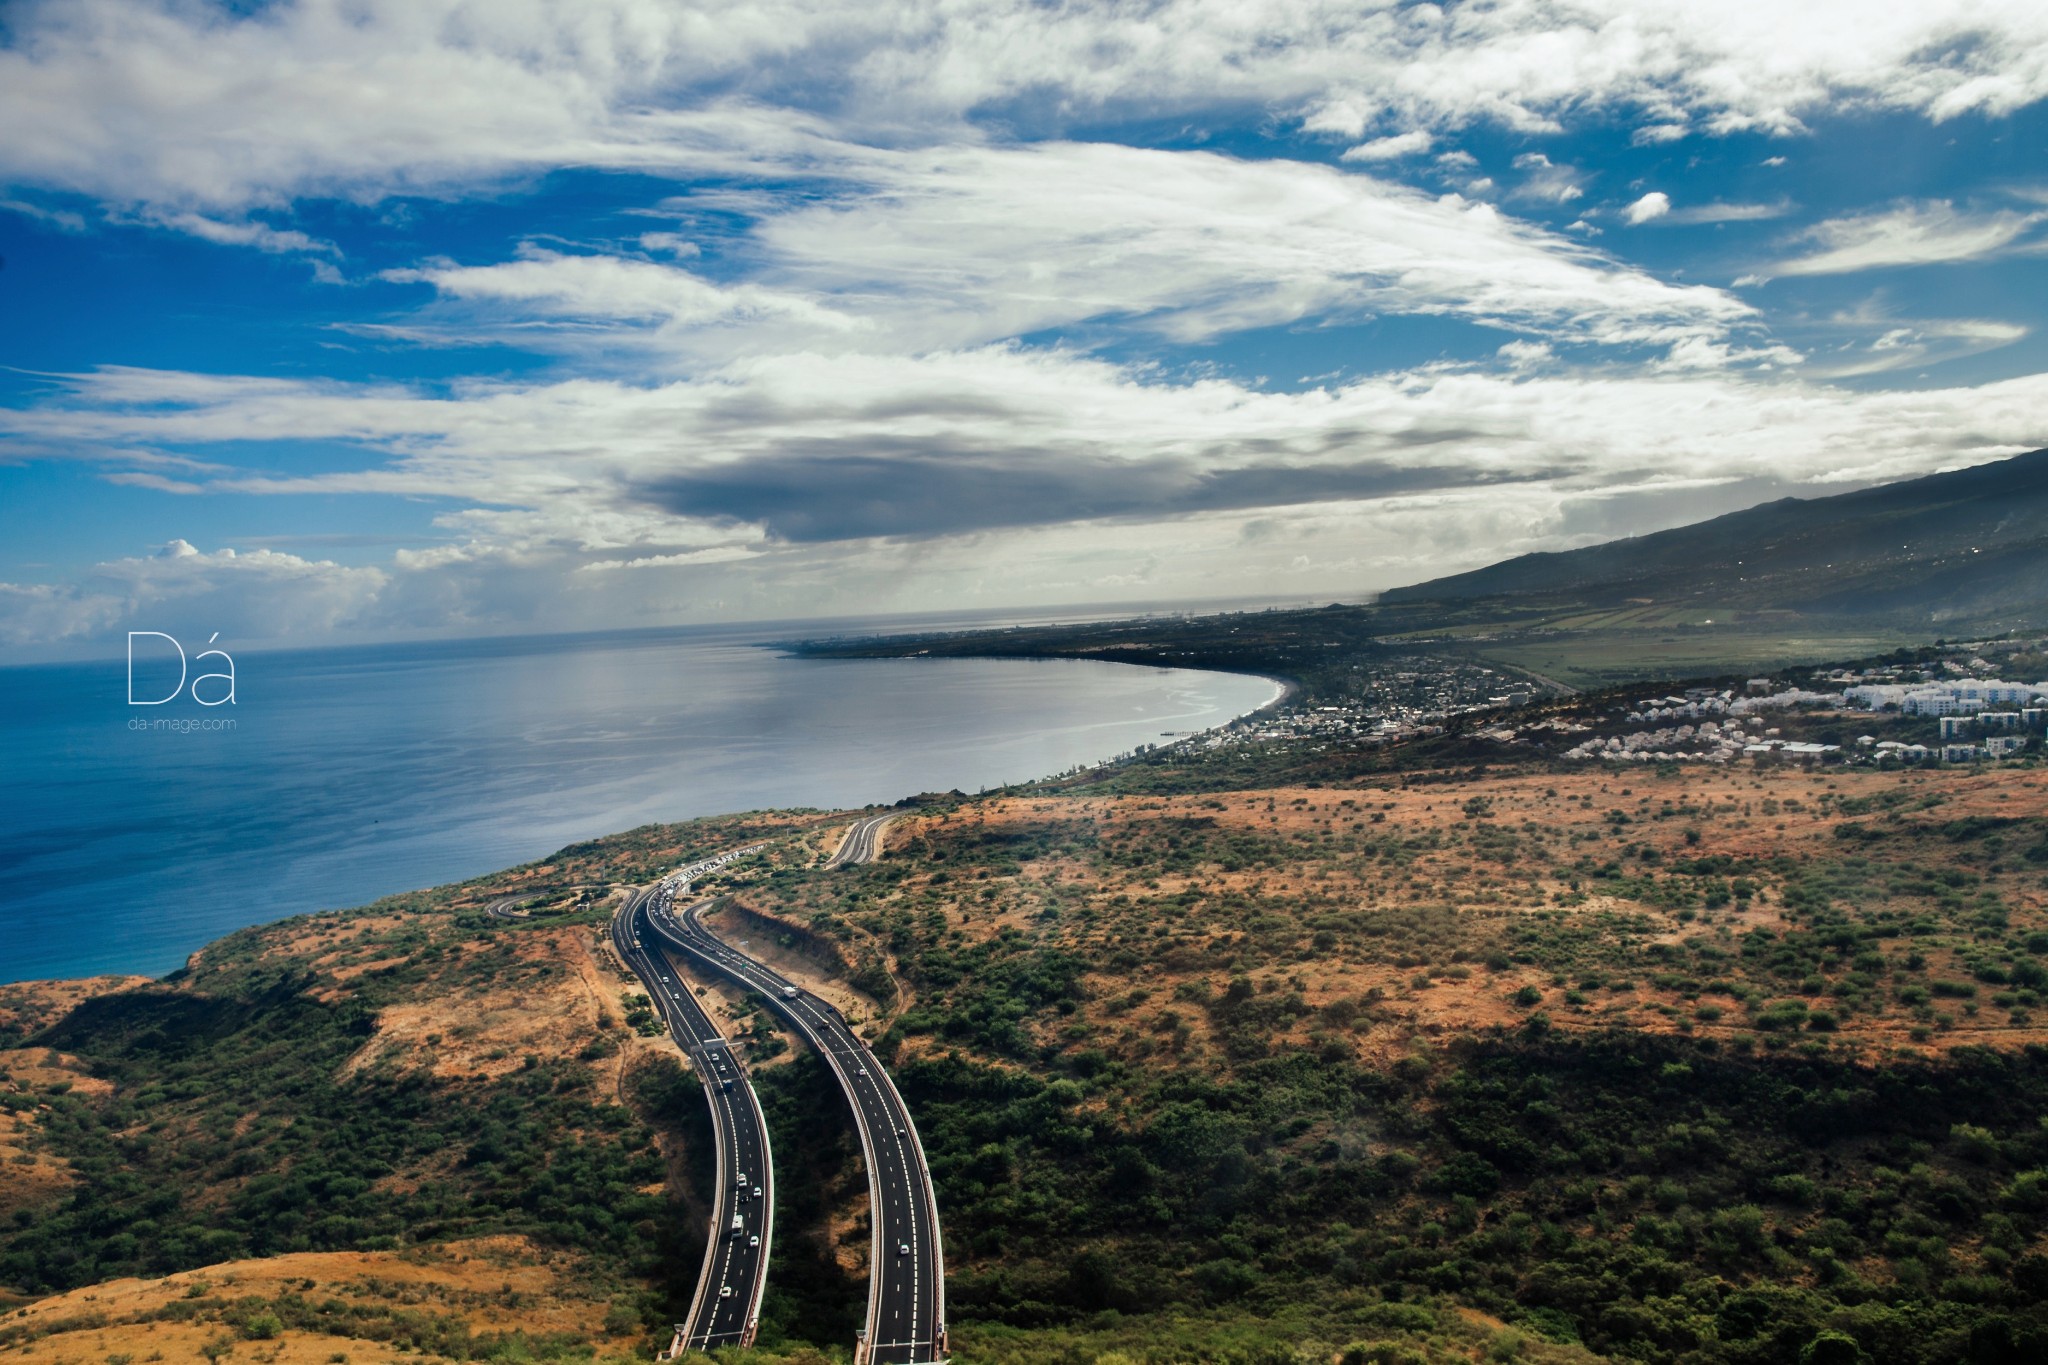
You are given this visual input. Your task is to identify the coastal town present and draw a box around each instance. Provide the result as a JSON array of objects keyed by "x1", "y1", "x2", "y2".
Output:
[
  {"x1": 1171, "y1": 641, "x2": 2048, "y2": 769},
  {"x1": 1169, "y1": 653, "x2": 1539, "y2": 754}
]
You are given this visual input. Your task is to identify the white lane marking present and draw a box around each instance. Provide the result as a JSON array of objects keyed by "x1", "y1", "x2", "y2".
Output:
[{"x1": 659, "y1": 894, "x2": 942, "y2": 1356}]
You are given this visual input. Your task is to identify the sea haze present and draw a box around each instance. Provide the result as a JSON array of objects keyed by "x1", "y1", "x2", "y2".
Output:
[{"x1": 0, "y1": 619, "x2": 1279, "y2": 984}]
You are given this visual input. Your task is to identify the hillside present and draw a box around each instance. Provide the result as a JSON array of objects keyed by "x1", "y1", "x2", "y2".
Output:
[
  {"x1": 0, "y1": 809, "x2": 879, "y2": 1361},
  {"x1": 5, "y1": 684, "x2": 2048, "y2": 1363},
  {"x1": 1380, "y1": 448, "x2": 2048, "y2": 633},
  {"x1": 794, "y1": 449, "x2": 2048, "y2": 690},
  {"x1": 0, "y1": 1237, "x2": 625, "y2": 1365}
]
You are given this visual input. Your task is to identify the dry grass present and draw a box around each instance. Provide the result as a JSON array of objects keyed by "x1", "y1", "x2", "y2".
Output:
[
  {"x1": 756, "y1": 762, "x2": 2048, "y2": 1069},
  {"x1": 0, "y1": 978, "x2": 145, "y2": 1219},
  {"x1": 336, "y1": 927, "x2": 624, "y2": 1083},
  {"x1": 0, "y1": 1237, "x2": 614, "y2": 1365},
  {"x1": 0, "y1": 977, "x2": 152, "y2": 1039}
]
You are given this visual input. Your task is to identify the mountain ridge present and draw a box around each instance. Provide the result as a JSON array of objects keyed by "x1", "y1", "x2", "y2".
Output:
[{"x1": 1379, "y1": 446, "x2": 2048, "y2": 632}]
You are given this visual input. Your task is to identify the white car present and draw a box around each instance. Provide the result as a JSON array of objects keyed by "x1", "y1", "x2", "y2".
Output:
[
  {"x1": 749, "y1": 1235, "x2": 760, "y2": 1247},
  {"x1": 898, "y1": 1243, "x2": 910, "y2": 1257},
  {"x1": 719, "y1": 1285, "x2": 734, "y2": 1298}
]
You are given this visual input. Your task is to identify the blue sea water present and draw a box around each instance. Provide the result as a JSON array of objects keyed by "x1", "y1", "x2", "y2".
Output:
[{"x1": 0, "y1": 619, "x2": 1279, "y2": 984}]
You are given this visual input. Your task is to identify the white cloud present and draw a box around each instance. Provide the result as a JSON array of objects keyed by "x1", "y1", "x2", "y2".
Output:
[
  {"x1": 1650, "y1": 335, "x2": 1804, "y2": 372},
  {"x1": 1796, "y1": 307, "x2": 2030, "y2": 378},
  {"x1": 102, "y1": 471, "x2": 208, "y2": 494},
  {"x1": 331, "y1": 144, "x2": 1761, "y2": 364},
  {"x1": 1299, "y1": 97, "x2": 1378, "y2": 141},
  {"x1": 580, "y1": 545, "x2": 763, "y2": 571},
  {"x1": 0, "y1": 581, "x2": 127, "y2": 646},
  {"x1": 1341, "y1": 130, "x2": 1432, "y2": 162},
  {"x1": 1509, "y1": 152, "x2": 1585, "y2": 204},
  {"x1": 1774, "y1": 200, "x2": 2046, "y2": 275},
  {"x1": 149, "y1": 212, "x2": 338, "y2": 256},
  {"x1": 382, "y1": 247, "x2": 858, "y2": 351},
  {"x1": 1631, "y1": 122, "x2": 1689, "y2": 145},
  {"x1": 0, "y1": 540, "x2": 387, "y2": 645},
  {"x1": 1623, "y1": 192, "x2": 1671, "y2": 225},
  {"x1": 4, "y1": 2, "x2": 2047, "y2": 213},
  {"x1": 1660, "y1": 199, "x2": 1794, "y2": 225},
  {"x1": 8, "y1": 3, "x2": 2048, "y2": 649},
  {"x1": 1, "y1": 197, "x2": 88, "y2": 231},
  {"x1": 740, "y1": 143, "x2": 1750, "y2": 352},
  {"x1": 636, "y1": 232, "x2": 702, "y2": 258},
  {"x1": 9, "y1": 343, "x2": 2048, "y2": 645}
]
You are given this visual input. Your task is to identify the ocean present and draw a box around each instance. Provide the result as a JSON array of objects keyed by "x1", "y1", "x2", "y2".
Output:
[{"x1": 0, "y1": 618, "x2": 1279, "y2": 983}]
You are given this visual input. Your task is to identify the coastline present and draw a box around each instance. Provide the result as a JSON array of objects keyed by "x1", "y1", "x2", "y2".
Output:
[{"x1": 5, "y1": 648, "x2": 1281, "y2": 988}]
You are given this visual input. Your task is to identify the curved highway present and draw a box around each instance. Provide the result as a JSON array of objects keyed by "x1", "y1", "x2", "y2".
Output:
[
  {"x1": 645, "y1": 878, "x2": 948, "y2": 1365},
  {"x1": 610, "y1": 870, "x2": 774, "y2": 1352},
  {"x1": 826, "y1": 812, "x2": 897, "y2": 869}
]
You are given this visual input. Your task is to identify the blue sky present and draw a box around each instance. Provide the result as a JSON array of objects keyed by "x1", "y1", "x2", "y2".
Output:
[{"x1": 3, "y1": 0, "x2": 2047, "y2": 656}]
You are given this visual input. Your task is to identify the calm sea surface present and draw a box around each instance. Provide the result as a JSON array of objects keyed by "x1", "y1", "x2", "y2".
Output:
[{"x1": 0, "y1": 619, "x2": 1278, "y2": 983}]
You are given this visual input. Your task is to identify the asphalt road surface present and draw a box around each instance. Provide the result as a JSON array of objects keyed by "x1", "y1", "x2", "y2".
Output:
[
  {"x1": 610, "y1": 884, "x2": 773, "y2": 1352},
  {"x1": 646, "y1": 884, "x2": 948, "y2": 1365},
  {"x1": 826, "y1": 813, "x2": 897, "y2": 869}
]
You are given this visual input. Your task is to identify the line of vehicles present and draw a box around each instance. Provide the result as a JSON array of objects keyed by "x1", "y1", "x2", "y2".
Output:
[
  {"x1": 616, "y1": 831, "x2": 947, "y2": 1364},
  {"x1": 611, "y1": 880, "x2": 775, "y2": 1353}
]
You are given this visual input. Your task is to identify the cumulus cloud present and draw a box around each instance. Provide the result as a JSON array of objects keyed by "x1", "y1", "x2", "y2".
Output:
[
  {"x1": 7, "y1": 2, "x2": 2048, "y2": 650},
  {"x1": 1773, "y1": 200, "x2": 2047, "y2": 275},
  {"x1": 0, "y1": 540, "x2": 387, "y2": 645},
  {"x1": 9, "y1": 351, "x2": 2047, "y2": 553},
  {"x1": 1509, "y1": 152, "x2": 1586, "y2": 204},
  {"x1": 8, "y1": 343, "x2": 2048, "y2": 645},
  {"x1": 1497, "y1": 340, "x2": 1554, "y2": 369},
  {"x1": 4, "y1": 2, "x2": 2047, "y2": 211},
  {"x1": 1622, "y1": 192, "x2": 1671, "y2": 225}
]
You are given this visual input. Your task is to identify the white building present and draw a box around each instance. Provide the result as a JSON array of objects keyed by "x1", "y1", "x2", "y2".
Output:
[
  {"x1": 1844, "y1": 684, "x2": 1914, "y2": 709},
  {"x1": 1905, "y1": 691, "x2": 1967, "y2": 717},
  {"x1": 1853, "y1": 680, "x2": 2048, "y2": 716}
]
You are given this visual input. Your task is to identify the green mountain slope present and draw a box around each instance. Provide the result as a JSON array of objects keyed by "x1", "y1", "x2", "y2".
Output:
[{"x1": 1381, "y1": 447, "x2": 2048, "y2": 632}]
